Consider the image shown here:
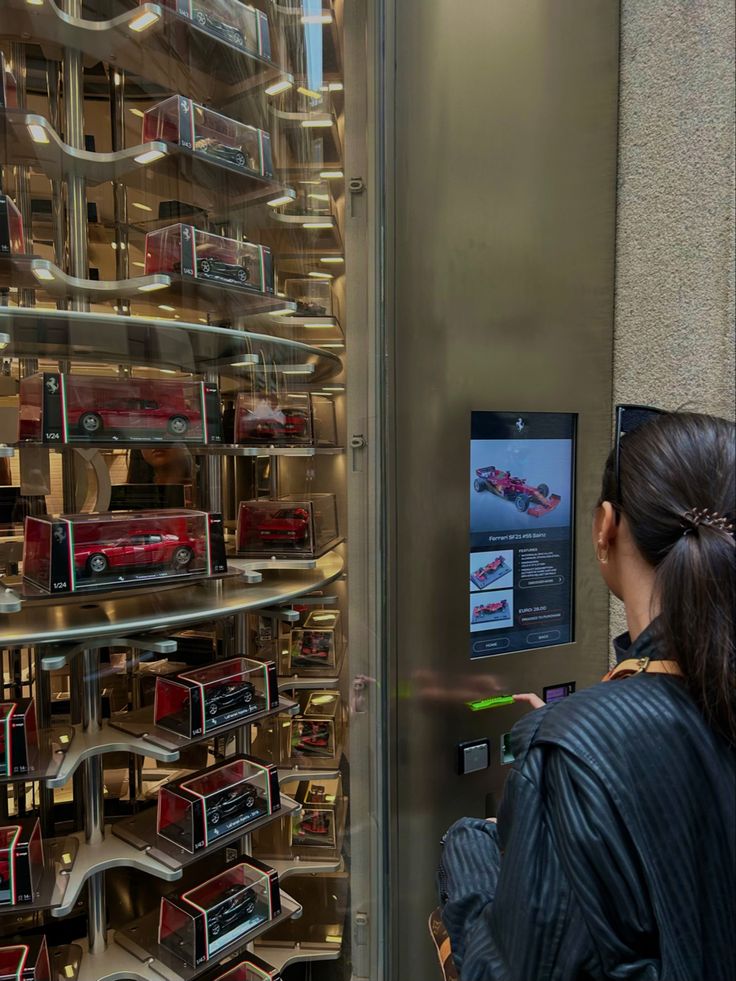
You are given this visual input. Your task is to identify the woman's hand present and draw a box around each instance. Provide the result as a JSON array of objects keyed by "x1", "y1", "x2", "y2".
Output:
[{"x1": 513, "y1": 692, "x2": 545, "y2": 710}]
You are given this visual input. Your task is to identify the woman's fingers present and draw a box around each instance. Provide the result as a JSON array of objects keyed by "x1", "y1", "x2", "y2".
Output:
[{"x1": 513, "y1": 692, "x2": 545, "y2": 710}]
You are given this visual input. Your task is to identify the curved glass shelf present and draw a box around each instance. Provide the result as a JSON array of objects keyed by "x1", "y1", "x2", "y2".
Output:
[
  {"x1": 261, "y1": 209, "x2": 344, "y2": 256},
  {"x1": 272, "y1": 108, "x2": 342, "y2": 175},
  {"x1": 0, "y1": 0, "x2": 293, "y2": 104},
  {"x1": 0, "y1": 307, "x2": 342, "y2": 382}
]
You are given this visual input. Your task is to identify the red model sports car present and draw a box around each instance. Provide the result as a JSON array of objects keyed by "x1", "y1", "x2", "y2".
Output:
[
  {"x1": 238, "y1": 410, "x2": 309, "y2": 443},
  {"x1": 474, "y1": 465, "x2": 561, "y2": 516},
  {"x1": 74, "y1": 531, "x2": 198, "y2": 576},
  {"x1": 75, "y1": 394, "x2": 198, "y2": 438},
  {"x1": 257, "y1": 508, "x2": 310, "y2": 544}
]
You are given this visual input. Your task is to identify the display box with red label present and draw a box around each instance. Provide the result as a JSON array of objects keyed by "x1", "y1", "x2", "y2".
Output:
[
  {"x1": 18, "y1": 373, "x2": 223, "y2": 445},
  {"x1": 0, "y1": 53, "x2": 18, "y2": 110},
  {"x1": 236, "y1": 494, "x2": 339, "y2": 559},
  {"x1": 0, "y1": 938, "x2": 51, "y2": 981},
  {"x1": 149, "y1": 0, "x2": 271, "y2": 59},
  {"x1": 144, "y1": 223, "x2": 273, "y2": 293},
  {"x1": 211, "y1": 954, "x2": 281, "y2": 981},
  {"x1": 234, "y1": 393, "x2": 312, "y2": 446},
  {"x1": 154, "y1": 657, "x2": 278, "y2": 738},
  {"x1": 0, "y1": 700, "x2": 38, "y2": 776},
  {"x1": 284, "y1": 278, "x2": 333, "y2": 318},
  {"x1": 288, "y1": 690, "x2": 343, "y2": 763},
  {"x1": 22, "y1": 510, "x2": 227, "y2": 595},
  {"x1": 0, "y1": 819, "x2": 43, "y2": 906},
  {"x1": 157, "y1": 754, "x2": 281, "y2": 852},
  {"x1": 0, "y1": 194, "x2": 24, "y2": 256},
  {"x1": 158, "y1": 858, "x2": 281, "y2": 967},
  {"x1": 142, "y1": 96, "x2": 273, "y2": 177}
]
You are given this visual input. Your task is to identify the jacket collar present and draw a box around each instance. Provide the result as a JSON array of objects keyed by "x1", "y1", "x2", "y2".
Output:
[{"x1": 613, "y1": 621, "x2": 660, "y2": 664}]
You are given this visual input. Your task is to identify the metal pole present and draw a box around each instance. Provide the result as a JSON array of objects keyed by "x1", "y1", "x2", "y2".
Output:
[
  {"x1": 34, "y1": 650, "x2": 55, "y2": 837},
  {"x1": 202, "y1": 370, "x2": 223, "y2": 513},
  {"x1": 46, "y1": 60, "x2": 67, "y2": 276},
  {"x1": 109, "y1": 66, "x2": 130, "y2": 314},
  {"x1": 10, "y1": 43, "x2": 35, "y2": 313},
  {"x1": 82, "y1": 647, "x2": 106, "y2": 952}
]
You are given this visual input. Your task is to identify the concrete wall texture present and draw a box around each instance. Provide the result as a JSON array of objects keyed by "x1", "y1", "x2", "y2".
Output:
[{"x1": 614, "y1": 0, "x2": 735, "y2": 419}]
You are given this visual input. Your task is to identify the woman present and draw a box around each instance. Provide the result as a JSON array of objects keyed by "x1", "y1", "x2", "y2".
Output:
[
  {"x1": 437, "y1": 410, "x2": 735, "y2": 981},
  {"x1": 126, "y1": 447, "x2": 193, "y2": 486}
]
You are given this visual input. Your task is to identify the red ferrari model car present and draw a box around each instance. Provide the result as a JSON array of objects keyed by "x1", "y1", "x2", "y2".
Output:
[
  {"x1": 256, "y1": 508, "x2": 310, "y2": 544},
  {"x1": 74, "y1": 531, "x2": 198, "y2": 577},
  {"x1": 238, "y1": 409, "x2": 310, "y2": 444},
  {"x1": 74, "y1": 394, "x2": 199, "y2": 438},
  {"x1": 474, "y1": 465, "x2": 561, "y2": 516}
]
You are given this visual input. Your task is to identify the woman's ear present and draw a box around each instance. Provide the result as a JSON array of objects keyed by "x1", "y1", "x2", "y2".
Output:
[{"x1": 598, "y1": 501, "x2": 618, "y2": 548}]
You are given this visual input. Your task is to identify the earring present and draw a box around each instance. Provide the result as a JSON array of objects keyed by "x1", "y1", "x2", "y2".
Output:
[{"x1": 596, "y1": 541, "x2": 609, "y2": 564}]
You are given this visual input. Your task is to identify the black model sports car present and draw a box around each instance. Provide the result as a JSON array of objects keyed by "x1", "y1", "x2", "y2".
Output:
[
  {"x1": 207, "y1": 681, "x2": 256, "y2": 716},
  {"x1": 197, "y1": 256, "x2": 252, "y2": 285},
  {"x1": 208, "y1": 885, "x2": 258, "y2": 939},
  {"x1": 192, "y1": 8, "x2": 246, "y2": 49},
  {"x1": 209, "y1": 786, "x2": 261, "y2": 825},
  {"x1": 194, "y1": 138, "x2": 255, "y2": 171}
]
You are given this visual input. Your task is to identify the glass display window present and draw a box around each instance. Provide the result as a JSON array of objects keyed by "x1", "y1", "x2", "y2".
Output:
[
  {"x1": 0, "y1": 700, "x2": 38, "y2": 777},
  {"x1": 154, "y1": 657, "x2": 279, "y2": 738},
  {"x1": 144, "y1": 224, "x2": 274, "y2": 294},
  {"x1": 149, "y1": 0, "x2": 272, "y2": 59},
  {"x1": 158, "y1": 858, "x2": 280, "y2": 966},
  {"x1": 22, "y1": 509, "x2": 227, "y2": 595},
  {"x1": 0, "y1": 938, "x2": 51, "y2": 981},
  {"x1": 236, "y1": 494, "x2": 340, "y2": 558},
  {"x1": 157, "y1": 754, "x2": 281, "y2": 852},
  {"x1": 0, "y1": 194, "x2": 25, "y2": 255},
  {"x1": 0, "y1": 819, "x2": 44, "y2": 906},
  {"x1": 142, "y1": 96, "x2": 274, "y2": 177},
  {"x1": 18, "y1": 373, "x2": 223, "y2": 445}
]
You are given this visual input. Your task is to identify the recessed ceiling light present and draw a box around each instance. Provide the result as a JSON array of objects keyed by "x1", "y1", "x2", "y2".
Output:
[
  {"x1": 265, "y1": 79, "x2": 293, "y2": 96},
  {"x1": 132, "y1": 202, "x2": 153, "y2": 212},
  {"x1": 134, "y1": 148, "x2": 166, "y2": 165},
  {"x1": 267, "y1": 195, "x2": 294, "y2": 208},
  {"x1": 320, "y1": 256, "x2": 344, "y2": 264},
  {"x1": 27, "y1": 123, "x2": 49, "y2": 144},
  {"x1": 301, "y1": 14, "x2": 332, "y2": 24},
  {"x1": 301, "y1": 118, "x2": 332, "y2": 128},
  {"x1": 128, "y1": 10, "x2": 160, "y2": 32},
  {"x1": 129, "y1": 108, "x2": 145, "y2": 119},
  {"x1": 320, "y1": 170, "x2": 344, "y2": 180},
  {"x1": 297, "y1": 86, "x2": 322, "y2": 99}
]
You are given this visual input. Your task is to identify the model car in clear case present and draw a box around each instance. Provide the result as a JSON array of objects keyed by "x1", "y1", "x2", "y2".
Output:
[
  {"x1": 0, "y1": 819, "x2": 43, "y2": 905},
  {"x1": 470, "y1": 555, "x2": 511, "y2": 589},
  {"x1": 252, "y1": 774, "x2": 344, "y2": 860},
  {"x1": 284, "y1": 278, "x2": 333, "y2": 317},
  {"x1": 158, "y1": 858, "x2": 281, "y2": 966},
  {"x1": 471, "y1": 599, "x2": 510, "y2": 624},
  {"x1": 0, "y1": 52, "x2": 18, "y2": 110},
  {"x1": 288, "y1": 611, "x2": 342, "y2": 674},
  {"x1": 144, "y1": 223, "x2": 274, "y2": 294},
  {"x1": 288, "y1": 690, "x2": 343, "y2": 763},
  {"x1": 142, "y1": 96, "x2": 273, "y2": 177},
  {"x1": 154, "y1": 657, "x2": 278, "y2": 738},
  {"x1": 0, "y1": 937, "x2": 51, "y2": 981},
  {"x1": 0, "y1": 194, "x2": 25, "y2": 256},
  {"x1": 0, "y1": 700, "x2": 37, "y2": 776},
  {"x1": 234, "y1": 393, "x2": 312, "y2": 446},
  {"x1": 473, "y1": 465, "x2": 561, "y2": 516},
  {"x1": 211, "y1": 954, "x2": 281, "y2": 981},
  {"x1": 18, "y1": 373, "x2": 223, "y2": 444},
  {"x1": 236, "y1": 494, "x2": 339, "y2": 558},
  {"x1": 157, "y1": 755, "x2": 281, "y2": 852},
  {"x1": 147, "y1": 0, "x2": 271, "y2": 58},
  {"x1": 22, "y1": 510, "x2": 227, "y2": 595}
]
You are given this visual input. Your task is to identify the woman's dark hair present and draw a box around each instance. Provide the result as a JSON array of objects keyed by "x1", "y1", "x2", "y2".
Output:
[
  {"x1": 600, "y1": 412, "x2": 735, "y2": 744},
  {"x1": 126, "y1": 449, "x2": 155, "y2": 484}
]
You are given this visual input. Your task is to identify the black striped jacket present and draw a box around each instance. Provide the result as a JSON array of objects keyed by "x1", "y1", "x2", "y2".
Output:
[{"x1": 439, "y1": 630, "x2": 736, "y2": 980}]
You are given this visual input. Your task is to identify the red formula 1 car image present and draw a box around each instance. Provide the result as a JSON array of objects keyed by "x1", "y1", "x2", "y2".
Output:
[
  {"x1": 470, "y1": 555, "x2": 510, "y2": 590},
  {"x1": 471, "y1": 599, "x2": 510, "y2": 625},
  {"x1": 256, "y1": 508, "x2": 310, "y2": 545},
  {"x1": 473, "y1": 466, "x2": 561, "y2": 517},
  {"x1": 74, "y1": 531, "x2": 198, "y2": 577}
]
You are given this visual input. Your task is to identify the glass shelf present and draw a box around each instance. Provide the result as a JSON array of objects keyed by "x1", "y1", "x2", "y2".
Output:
[
  {"x1": 0, "y1": 307, "x2": 342, "y2": 382},
  {"x1": 0, "y1": 837, "x2": 77, "y2": 914},
  {"x1": 0, "y1": 725, "x2": 74, "y2": 785}
]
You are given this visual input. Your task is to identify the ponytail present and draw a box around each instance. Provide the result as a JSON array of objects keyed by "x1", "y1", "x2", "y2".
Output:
[{"x1": 600, "y1": 412, "x2": 736, "y2": 744}]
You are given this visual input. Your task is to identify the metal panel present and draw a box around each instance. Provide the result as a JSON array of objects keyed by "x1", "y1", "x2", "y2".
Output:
[{"x1": 386, "y1": 1, "x2": 620, "y2": 974}]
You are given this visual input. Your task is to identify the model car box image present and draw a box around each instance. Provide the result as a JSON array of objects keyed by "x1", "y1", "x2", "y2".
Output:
[
  {"x1": 236, "y1": 494, "x2": 340, "y2": 558},
  {"x1": 0, "y1": 194, "x2": 25, "y2": 256},
  {"x1": 158, "y1": 857, "x2": 281, "y2": 966},
  {"x1": 0, "y1": 937, "x2": 51, "y2": 981},
  {"x1": 284, "y1": 278, "x2": 333, "y2": 318},
  {"x1": 157, "y1": 754, "x2": 281, "y2": 852},
  {"x1": 142, "y1": 96, "x2": 273, "y2": 177},
  {"x1": 145, "y1": 0, "x2": 271, "y2": 58},
  {"x1": 144, "y1": 223, "x2": 274, "y2": 294},
  {"x1": 0, "y1": 700, "x2": 38, "y2": 776},
  {"x1": 0, "y1": 53, "x2": 18, "y2": 110},
  {"x1": 18, "y1": 373, "x2": 223, "y2": 444},
  {"x1": 211, "y1": 953, "x2": 281, "y2": 981},
  {"x1": 470, "y1": 553, "x2": 512, "y2": 590},
  {"x1": 234, "y1": 393, "x2": 313, "y2": 446},
  {"x1": 154, "y1": 657, "x2": 279, "y2": 738},
  {"x1": 22, "y1": 510, "x2": 227, "y2": 595},
  {"x1": 0, "y1": 818, "x2": 43, "y2": 906},
  {"x1": 471, "y1": 598, "x2": 510, "y2": 624}
]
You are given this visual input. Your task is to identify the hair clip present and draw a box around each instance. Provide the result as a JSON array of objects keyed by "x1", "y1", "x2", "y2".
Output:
[{"x1": 682, "y1": 508, "x2": 735, "y2": 536}]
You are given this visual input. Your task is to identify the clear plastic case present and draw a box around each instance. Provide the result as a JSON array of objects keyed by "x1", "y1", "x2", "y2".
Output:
[
  {"x1": 154, "y1": 657, "x2": 279, "y2": 738},
  {"x1": 22, "y1": 510, "x2": 227, "y2": 595},
  {"x1": 283, "y1": 278, "x2": 333, "y2": 317},
  {"x1": 0, "y1": 819, "x2": 43, "y2": 905},
  {"x1": 252, "y1": 774, "x2": 345, "y2": 861},
  {"x1": 0, "y1": 700, "x2": 38, "y2": 777},
  {"x1": 310, "y1": 394, "x2": 338, "y2": 446},
  {"x1": 144, "y1": 224, "x2": 274, "y2": 294},
  {"x1": 157, "y1": 755, "x2": 281, "y2": 852},
  {"x1": 18, "y1": 373, "x2": 223, "y2": 445},
  {"x1": 148, "y1": 0, "x2": 270, "y2": 58},
  {"x1": 0, "y1": 938, "x2": 51, "y2": 981},
  {"x1": 289, "y1": 610, "x2": 343, "y2": 674},
  {"x1": 0, "y1": 194, "x2": 25, "y2": 256},
  {"x1": 234, "y1": 393, "x2": 313, "y2": 446},
  {"x1": 0, "y1": 53, "x2": 18, "y2": 110},
  {"x1": 142, "y1": 96, "x2": 273, "y2": 177},
  {"x1": 287, "y1": 690, "x2": 344, "y2": 764},
  {"x1": 158, "y1": 859, "x2": 281, "y2": 966},
  {"x1": 236, "y1": 494, "x2": 340, "y2": 558},
  {"x1": 211, "y1": 955, "x2": 281, "y2": 981}
]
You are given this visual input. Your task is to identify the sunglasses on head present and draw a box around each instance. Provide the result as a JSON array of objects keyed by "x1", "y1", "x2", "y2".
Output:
[{"x1": 614, "y1": 404, "x2": 669, "y2": 509}]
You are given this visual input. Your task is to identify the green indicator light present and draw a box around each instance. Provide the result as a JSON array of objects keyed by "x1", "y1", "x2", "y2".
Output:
[{"x1": 467, "y1": 695, "x2": 515, "y2": 712}]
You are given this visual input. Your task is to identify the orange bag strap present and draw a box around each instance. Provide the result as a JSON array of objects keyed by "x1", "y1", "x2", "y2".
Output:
[{"x1": 603, "y1": 656, "x2": 683, "y2": 682}]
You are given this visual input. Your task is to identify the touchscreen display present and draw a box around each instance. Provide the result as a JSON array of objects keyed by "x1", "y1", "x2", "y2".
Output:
[{"x1": 469, "y1": 411, "x2": 576, "y2": 659}]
